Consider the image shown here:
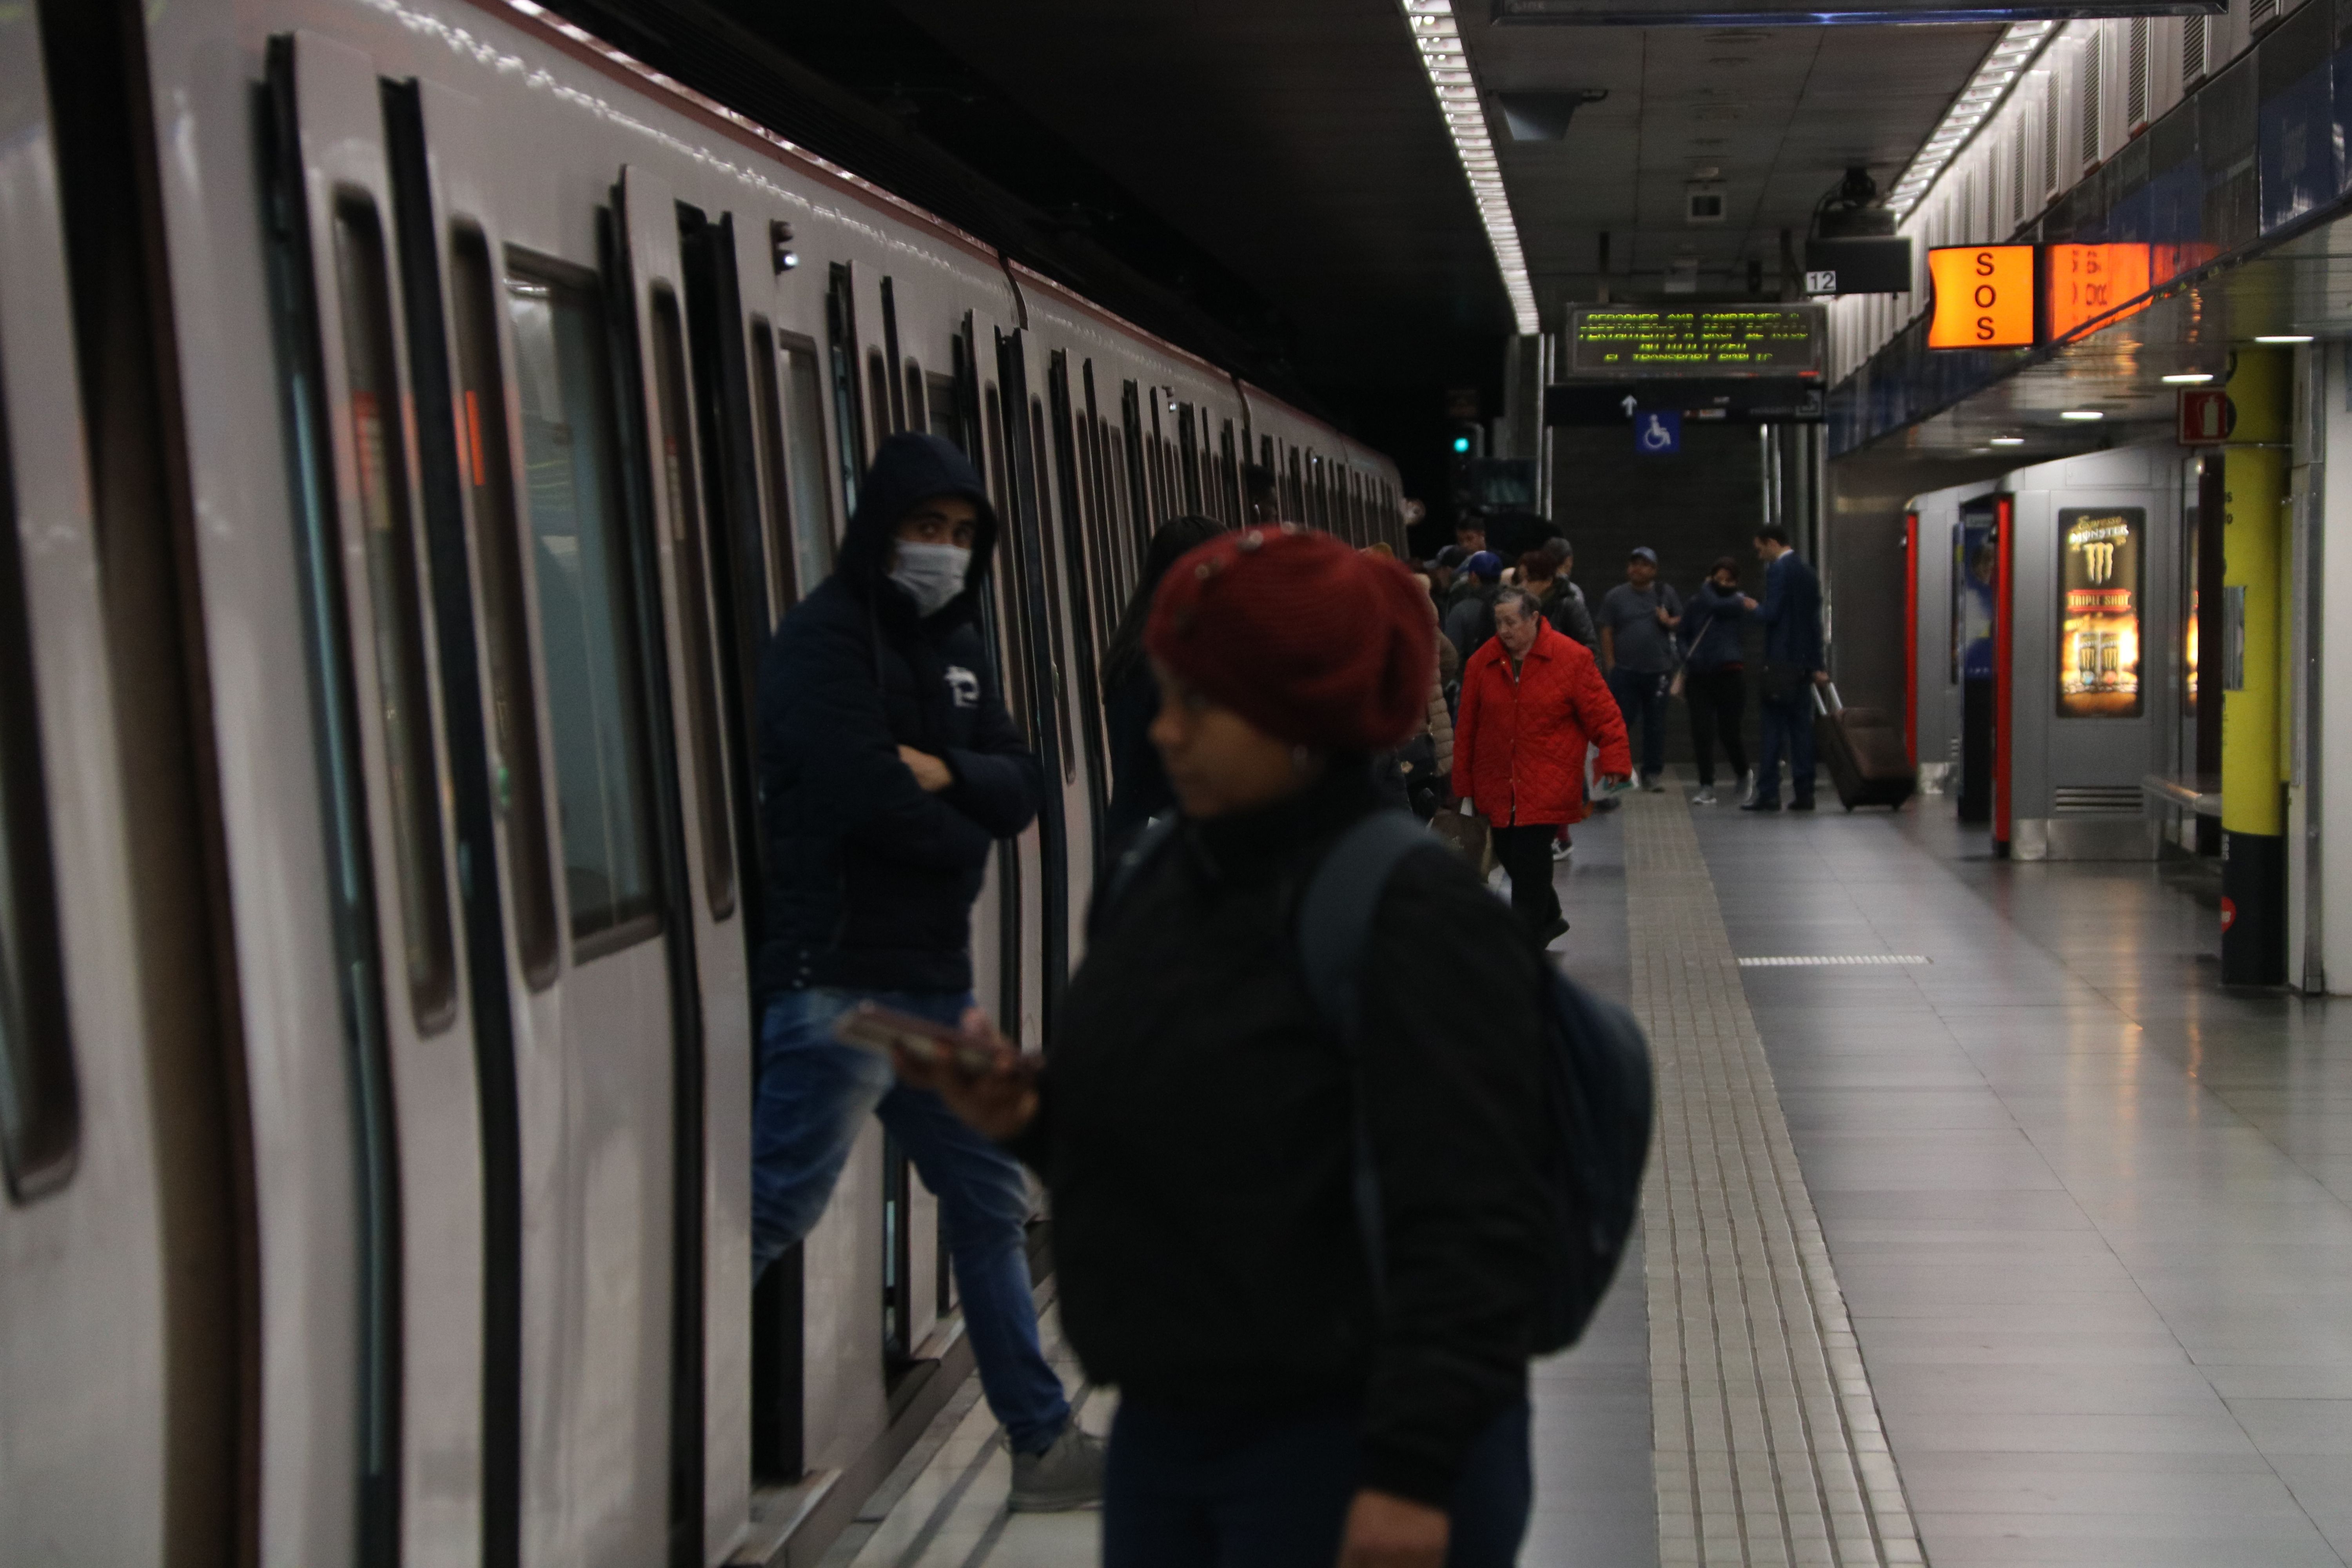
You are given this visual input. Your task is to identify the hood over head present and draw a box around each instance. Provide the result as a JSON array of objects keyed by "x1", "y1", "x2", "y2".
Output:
[{"x1": 834, "y1": 432, "x2": 1000, "y2": 623}]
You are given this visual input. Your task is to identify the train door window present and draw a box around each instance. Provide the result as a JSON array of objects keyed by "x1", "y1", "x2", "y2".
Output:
[
  {"x1": 1029, "y1": 397, "x2": 1077, "y2": 778},
  {"x1": 904, "y1": 362, "x2": 928, "y2": 434},
  {"x1": 1119, "y1": 381, "x2": 1147, "y2": 534},
  {"x1": 746, "y1": 319, "x2": 799, "y2": 620},
  {"x1": 1287, "y1": 448, "x2": 1305, "y2": 524},
  {"x1": 0, "y1": 390, "x2": 77, "y2": 1200},
  {"x1": 648, "y1": 288, "x2": 735, "y2": 920},
  {"x1": 505, "y1": 260, "x2": 661, "y2": 951},
  {"x1": 1219, "y1": 421, "x2": 1238, "y2": 524},
  {"x1": 866, "y1": 348, "x2": 895, "y2": 446},
  {"x1": 982, "y1": 385, "x2": 1029, "y2": 734},
  {"x1": 452, "y1": 228, "x2": 558, "y2": 984},
  {"x1": 925, "y1": 374, "x2": 964, "y2": 454},
  {"x1": 1176, "y1": 405, "x2": 1201, "y2": 514},
  {"x1": 825, "y1": 264, "x2": 864, "y2": 511},
  {"x1": 778, "y1": 336, "x2": 838, "y2": 596},
  {"x1": 336, "y1": 198, "x2": 457, "y2": 1029}
]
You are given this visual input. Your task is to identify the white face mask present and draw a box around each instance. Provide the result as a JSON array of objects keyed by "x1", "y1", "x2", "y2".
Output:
[{"x1": 889, "y1": 541, "x2": 971, "y2": 616}]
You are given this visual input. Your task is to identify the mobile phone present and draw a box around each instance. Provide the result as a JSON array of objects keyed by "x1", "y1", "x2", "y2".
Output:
[{"x1": 831, "y1": 1001, "x2": 1001, "y2": 1073}]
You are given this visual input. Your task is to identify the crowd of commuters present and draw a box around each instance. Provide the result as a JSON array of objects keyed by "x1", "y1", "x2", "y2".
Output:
[{"x1": 745, "y1": 437, "x2": 1825, "y2": 1564}]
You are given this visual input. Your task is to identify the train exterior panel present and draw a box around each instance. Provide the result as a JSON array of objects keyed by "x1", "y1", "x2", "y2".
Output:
[{"x1": 4, "y1": 0, "x2": 1405, "y2": 1565}]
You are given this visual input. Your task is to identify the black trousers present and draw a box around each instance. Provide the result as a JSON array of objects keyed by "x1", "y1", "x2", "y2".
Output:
[
  {"x1": 1490, "y1": 823, "x2": 1564, "y2": 934},
  {"x1": 1684, "y1": 668, "x2": 1749, "y2": 786}
]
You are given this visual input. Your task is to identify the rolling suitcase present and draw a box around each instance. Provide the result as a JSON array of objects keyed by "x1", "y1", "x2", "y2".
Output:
[{"x1": 1812, "y1": 683, "x2": 1917, "y2": 811}]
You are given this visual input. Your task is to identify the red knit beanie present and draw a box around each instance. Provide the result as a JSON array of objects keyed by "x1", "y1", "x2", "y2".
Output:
[{"x1": 1143, "y1": 525, "x2": 1435, "y2": 751}]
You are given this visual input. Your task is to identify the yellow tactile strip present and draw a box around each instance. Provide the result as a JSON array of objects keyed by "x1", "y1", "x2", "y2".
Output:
[{"x1": 1621, "y1": 793, "x2": 1925, "y2": 1568}]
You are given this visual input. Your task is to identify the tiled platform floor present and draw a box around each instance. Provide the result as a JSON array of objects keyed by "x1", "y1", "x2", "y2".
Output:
[{"x1": 822, "y1": 787, "x2": 2352, "y2": 1566}]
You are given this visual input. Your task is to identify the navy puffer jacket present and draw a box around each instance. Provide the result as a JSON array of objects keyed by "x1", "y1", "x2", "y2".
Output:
[{"x1": 755, "y1": 433, "x2": 1043, "y2": 996}]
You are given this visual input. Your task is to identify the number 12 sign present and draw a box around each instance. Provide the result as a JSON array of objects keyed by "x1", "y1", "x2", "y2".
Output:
[{"x1": 1927, "y1": 245, "x2": 2036, "y2": 349}]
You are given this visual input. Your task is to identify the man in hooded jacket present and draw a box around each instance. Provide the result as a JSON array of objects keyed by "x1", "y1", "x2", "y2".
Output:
[{"x1": 753, "y1": 432, "x2": 1099, "y2": 1508}]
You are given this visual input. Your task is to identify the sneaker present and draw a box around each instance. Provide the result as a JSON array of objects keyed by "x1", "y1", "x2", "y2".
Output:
[
  {"x1": 1550, "y1": 838, "x2": 1573, "y2": 862},
  {"x1": 1691, "y1": 787, "x2": 1718, "y2": 806},
  {"x1": 1737, "y1": 770, "x2": 1758, "y2": 807},
  {"x1": 1790, "y1": 797, "x2": 1817, "y2": 812},
  {"x1": 1535, "y1": 915, "x2": 1570, "y2": 947},
  {"x1": 1009, "y1": 1423, "x2": 1107, "y2": 1513},
  {"x1": 1739, "y1": 798, "x2": 1780, "y2": 813},
  {"x1": 1642, "y1": 773, "x2": 1666, "y2": 793}
]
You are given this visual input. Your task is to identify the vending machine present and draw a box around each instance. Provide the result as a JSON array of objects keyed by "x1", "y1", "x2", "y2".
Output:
[
  {"x1": 1992, "y1": 445, "x2": 2184, "y2": 859},
  {"x1": 1905, "y1": 479, "x2": 1999, "y2": 806}
]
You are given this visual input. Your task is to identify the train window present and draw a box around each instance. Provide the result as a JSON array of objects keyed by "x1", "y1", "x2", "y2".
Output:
[
  {"x1": 746, "y1": 318, "x2": 799, "y2": 622},
  {"x1": 925, "y1": 373, "x2": 964, "y2": 454},
  {"x1": 866, "y1": 349, "x2": 894, "y2": 446},
  {"x1": 825, "y1": 264, "x2": 864, "y2": 512},
  {"x1": 1176, "y1": 405, "x2": 1201, "y2": 514},
  {"x1": 0, "y1": 388, "x2": 78, "y2": 1201},
  {"x1": 982, "y1": 384, "x2": 1028, "y2": 734},
  {"x1": 648, "y1": 289, "x2": 735, "y2": 922},
  {"x1": 903, "y1": 361, "x2": 927, "y2": 434},
  {"x1": 505, "y1": 259, "x2": 661, "y2": 953},
  {"x1": 779, "y1": 337, "x2": 838, "y2": 595},
  {"x1": 335, "y1": 198, "x2": 457, "y2": 1032},
  {"x1": 451, "y1": 227, "x2": 558, "y2": 986},
  {"x1": 1029, "y1": 397, "x2": 1076, "y2": 780}
]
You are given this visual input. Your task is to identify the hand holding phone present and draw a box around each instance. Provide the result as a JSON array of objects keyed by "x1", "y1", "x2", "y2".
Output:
[{"x1": 832, "y1": 1002, "x2": 1039, "y2": 1141}]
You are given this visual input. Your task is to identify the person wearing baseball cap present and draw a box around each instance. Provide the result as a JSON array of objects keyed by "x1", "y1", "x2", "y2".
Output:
[
  {"x1": 893, "y1": 526, "x2": 1550, "y2": 1568},
  {"x1": 1443, "y1": 549, "x2": 1507, "y2": 662}
]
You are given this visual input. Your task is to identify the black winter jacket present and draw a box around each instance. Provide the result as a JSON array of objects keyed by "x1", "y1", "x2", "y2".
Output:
[
  {"x1": 1013, "y1": 769, "x2": 1550, "y2": 1506},
  {"x1": 755, "y1": 434, "x2": 1043, "y2": 996}
]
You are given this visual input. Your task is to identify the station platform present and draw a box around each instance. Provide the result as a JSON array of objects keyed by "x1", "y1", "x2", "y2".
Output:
[{"x1": 825, "y1": 784, "x2": 2352, "y2": 1568}]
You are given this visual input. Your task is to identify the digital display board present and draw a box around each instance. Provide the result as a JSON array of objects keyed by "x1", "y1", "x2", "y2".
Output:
[
  {"x1": 1566, "y1": 306, "x2": 1822, "y2": 377},
  {"x1": 1927, "y1": 245, "x2": 2036, "y2": 348},
  {"x1": 2058, "y1": 507, "x2": 2144, "y2": 719}
]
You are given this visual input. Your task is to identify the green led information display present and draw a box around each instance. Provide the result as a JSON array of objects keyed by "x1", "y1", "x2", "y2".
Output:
[{"x1": 1567, "y1": 306, "x2": 1823, "y2": 377}]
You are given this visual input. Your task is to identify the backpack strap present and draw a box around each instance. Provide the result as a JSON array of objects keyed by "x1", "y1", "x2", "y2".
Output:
[
  {"x1": 1089, "y1": 813, "x2": 1181, "y2": 942},
  {"x1": 1294, "y1": 809, "x2": 1443, "y2": 1296}
]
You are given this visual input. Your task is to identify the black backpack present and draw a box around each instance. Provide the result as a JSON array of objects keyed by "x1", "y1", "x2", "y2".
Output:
[{"x1": 1104, "y1": 809, "x2": 1654, "y2": 1354}]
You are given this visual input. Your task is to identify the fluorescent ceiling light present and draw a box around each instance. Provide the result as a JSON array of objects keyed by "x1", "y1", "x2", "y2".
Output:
[
  {"x1": 2255, "y1": 334, "x2": 2314, "y2": 343},
  {"x1": 2060, "y1": 410, "x2": 2104, "y2": 420},
  {"x1": 2161, "y1": 373, "x2": 2214, "y2": 384},
  {"x1": 1400, "y1": 0, "x2": 1540, "y2": 334},
  {"x1": 1990, "y1": 436, "x2": 2025, "y2": 445},
  {"x1": 1887, "y1": 20, "x2": 2055, "y2": 217}
]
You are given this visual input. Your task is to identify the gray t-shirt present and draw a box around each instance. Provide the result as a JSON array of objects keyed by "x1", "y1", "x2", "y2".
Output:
[{"x1": 1598, "y1": 581, "x2": 1684, "y2": 673}]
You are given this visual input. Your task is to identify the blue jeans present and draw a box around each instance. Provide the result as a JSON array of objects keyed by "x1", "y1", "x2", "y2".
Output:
[
  {"x1": 1755, "y1": 690, "x2": 1816, "y2": 805},
  {"x1": 1607, "y1": 667, "x2": 1671, "y2": 779},
  {"x1": 1102, "y1": 1397, "x2": 1531, "y2": 1568},
  {"x1": 751, "y1": 987, "x2": 1071, "y2": 1454}
]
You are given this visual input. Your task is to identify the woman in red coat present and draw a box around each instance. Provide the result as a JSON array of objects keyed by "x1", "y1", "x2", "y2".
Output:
[{"x1": 1451, "y1": 588, "x2": 1633, "y2": 945}]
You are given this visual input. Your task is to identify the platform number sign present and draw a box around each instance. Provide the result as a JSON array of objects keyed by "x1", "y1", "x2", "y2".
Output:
[{"x1": 1927, "y1": 245, "x2": 2035, "y2": 349}]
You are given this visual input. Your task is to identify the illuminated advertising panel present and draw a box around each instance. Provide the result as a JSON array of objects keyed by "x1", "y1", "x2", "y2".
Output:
[
  {"x1": 1566, "y1": 306, "x2": 1822, "y2": 376},
  {"x1": 2057, "y1": 506, "x2": 2144, "y2": 719},
  {"x1": 1927, "y1": 245, "x2": 2035, "y2": 348},
  {"x1": 2046, "y1": 244, "x2": 2153, "y2": 339}
]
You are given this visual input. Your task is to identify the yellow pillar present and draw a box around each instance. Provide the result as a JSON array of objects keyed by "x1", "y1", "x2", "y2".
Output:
[{"x1": 2221, "y1": 347, "x2": 2287, "y2": 983}]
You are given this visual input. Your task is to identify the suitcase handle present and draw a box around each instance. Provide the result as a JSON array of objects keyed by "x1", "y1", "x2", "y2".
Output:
[{"x1": 1811, "y1": 681, "x2": 1844, "y2": 717}]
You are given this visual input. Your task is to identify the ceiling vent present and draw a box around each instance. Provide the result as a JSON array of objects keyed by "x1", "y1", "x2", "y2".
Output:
[{"x1": 1686, "y1": 180, "x2": 1727, "y2": 223}]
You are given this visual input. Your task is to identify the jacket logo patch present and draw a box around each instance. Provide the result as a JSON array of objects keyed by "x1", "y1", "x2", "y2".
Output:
[{"x1": 944, "y1": 665, "x2": 980, "y2": 709}]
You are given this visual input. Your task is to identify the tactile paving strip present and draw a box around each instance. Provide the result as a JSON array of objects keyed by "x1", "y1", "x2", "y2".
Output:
[{"x1": 1621, "y1": 793, "x2": 1924, "y2": 1568}]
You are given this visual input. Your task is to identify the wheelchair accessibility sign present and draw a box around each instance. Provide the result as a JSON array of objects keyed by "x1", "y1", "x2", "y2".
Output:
[{"x1": 1635, "y1": 410, "x2": 1681, "y2": 456}]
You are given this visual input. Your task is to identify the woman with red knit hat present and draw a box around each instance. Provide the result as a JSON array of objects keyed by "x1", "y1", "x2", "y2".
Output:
[{"x1": 894, "y1": 526, "x2": 1550, "y2": 1567}]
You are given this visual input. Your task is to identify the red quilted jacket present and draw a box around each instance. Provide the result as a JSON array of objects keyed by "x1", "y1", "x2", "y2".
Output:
[{"x1": 1451, "y1": 621, "x2": 1632, "y2": 827}]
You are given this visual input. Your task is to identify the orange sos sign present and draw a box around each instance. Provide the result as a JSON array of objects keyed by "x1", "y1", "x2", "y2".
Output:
[{"x1": 1927, "y1": 245, "x2": 2036, "y2": 349}]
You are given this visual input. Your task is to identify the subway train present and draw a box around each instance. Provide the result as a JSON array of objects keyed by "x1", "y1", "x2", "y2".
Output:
[{"x1": 0, "y1": 2, "x2": 1406, "y2": 1566}]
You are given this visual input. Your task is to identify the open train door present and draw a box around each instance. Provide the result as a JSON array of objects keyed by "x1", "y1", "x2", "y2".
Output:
[{"x1": 615, "y1": 163, "x2": 756, "y2": 1566}]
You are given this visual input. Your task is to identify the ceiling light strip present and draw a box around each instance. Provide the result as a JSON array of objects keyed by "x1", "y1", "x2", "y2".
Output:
[
  {"x1": 1887, "y1": 20, "x2": 2058, "y2": 217},
  {"x1": 1401, "y1": 0, "x2": 1541, "y2": 334}
]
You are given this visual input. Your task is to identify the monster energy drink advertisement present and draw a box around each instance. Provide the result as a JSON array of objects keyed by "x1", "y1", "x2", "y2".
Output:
[{"x1": 2057, "y1": 507, "x2": 2143, "y2": 718}]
